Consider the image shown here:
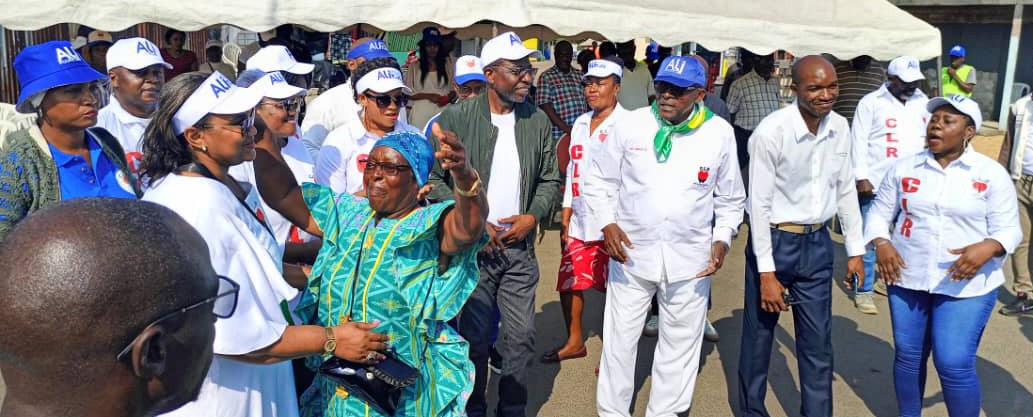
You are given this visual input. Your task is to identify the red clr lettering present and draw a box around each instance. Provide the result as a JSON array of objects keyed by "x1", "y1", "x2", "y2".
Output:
[
  {"x1": 886, "y1": 132, "x2": 898, "y2": 143},
  {"x1": 571, "y1": 182, "x2": 580, "y2": 197},
  {"x1": 886, "y1": 147, "x2": 898, "y2": 158},
  {"x1": 886, "y1": 118, "x2": 897, "y2": 128},
  {"x1": 901, "y1": 198, "x2": 912, "y2": 215},
  {"x1": 900, "y1": 217, "x2": 913, "y2": 238},
  {"x1": 570, "y1": 144, "x2": 584, "y2": 160},
  {"x1": 573, "y1": 162, "x2": 580, "y2": 178},
  {"x1": 902, "y1": 177, "x2": 921, "y2": 193}
]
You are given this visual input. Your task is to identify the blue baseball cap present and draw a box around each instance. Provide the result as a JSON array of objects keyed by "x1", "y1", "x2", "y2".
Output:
[
  {"x1": 654, "y1": 56, "x2": 705, "y2": 88},
  {"x1": 347, "y1": 39, "x2": 392, "y2": 61},
  {"x1": 14, "y1": 40, "x2": 105, "y2": 113},
  {"x1": 645, "y1": 43, "x2": 660, "y2": 61},
  {"x1": 949, "y1": 45, "x2": 966, "y2": 58}
]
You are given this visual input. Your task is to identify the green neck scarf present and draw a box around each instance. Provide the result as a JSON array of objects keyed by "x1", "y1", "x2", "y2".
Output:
[{"x1": 651, "y1": 101, "x2": 713, "y2": 163}]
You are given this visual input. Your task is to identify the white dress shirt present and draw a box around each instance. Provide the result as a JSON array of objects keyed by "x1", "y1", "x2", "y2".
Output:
[
  {"x1": 585, "y1": 107, "x2": 746, "y2": 282},
  {"x1": 864, "y1": 149, "x2": 1022, "y2": 297},
  {"x1": 563, "y1": 105, "x2": 628, "y2": 242},
  {"x1": 747, "y1": 105, "x2": 865, "y2": 273},
  {"x1": 314, "y1": 118, "x2": 420, "y2": 194},
  {"x1": 96, "y1": 96, "x2": 151, "y2": 173},
  {"x1": 851, "y1": 85, "x2": 930, "y2": 193},
  {"x1": 301, "y1": 82, "x2": 408, "y2": 161}
]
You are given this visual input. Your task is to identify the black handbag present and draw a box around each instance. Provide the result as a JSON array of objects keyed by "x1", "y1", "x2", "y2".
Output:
[{"x1": 316, "y1": 222, "x2": 432, "y2": 415}]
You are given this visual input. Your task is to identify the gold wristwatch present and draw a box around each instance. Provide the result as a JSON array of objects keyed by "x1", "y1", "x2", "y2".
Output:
[{"x1": 323, "y1": 326, "x2": 336, "y2": 355}]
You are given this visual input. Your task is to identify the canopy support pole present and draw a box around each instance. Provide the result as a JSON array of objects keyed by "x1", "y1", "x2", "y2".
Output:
[{"x1": 999, "y1": 3, "x2": 1024, "y2": 125}]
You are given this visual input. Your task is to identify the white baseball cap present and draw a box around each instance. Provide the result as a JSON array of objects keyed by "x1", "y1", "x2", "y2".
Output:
[
  {"x1": 105, "y1": 37, "x2": 172, "y2": 72},
  {"x1": 927, "y1": 94, "x2": 982, "y2": 129},
  {"x1": 172, "y1": 71, "x2": 262, "y2": 135},
  {"x1": 246, "y1": 45, "x2": 314, "y2": 75},
  {"x1": 480, "y1": 31, "x2": 540, "y2": 67},
  {"x1": 251, "y1": 71, "x2": 305, "y2": 99},
  {"x1": 454, "y1": 55, "x2": 487, "y2": 85},
  {"x1": 584, "y1": 59, "x2": 622, "y2": 80},
  {"x1": 887, "y1": 56, "x2": 924, "y2": 83},
  {"x1": 354, "y1": 67, "x2": 413, "y2": 95}
]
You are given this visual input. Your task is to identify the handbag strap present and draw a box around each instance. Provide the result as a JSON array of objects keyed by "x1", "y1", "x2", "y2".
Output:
[{"x1": 176, "y1": 162, "x2": 275, "y2": 239}]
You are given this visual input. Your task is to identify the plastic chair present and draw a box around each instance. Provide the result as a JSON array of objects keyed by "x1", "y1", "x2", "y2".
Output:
[
  {"x1": 222, "y1": 42, "x2": 242, "y2": 67},
  {"x1": 1013, "y1": 82, "x2": 1031, "y2": 100}
]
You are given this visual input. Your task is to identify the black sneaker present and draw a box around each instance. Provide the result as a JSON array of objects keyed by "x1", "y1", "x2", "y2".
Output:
[{"x1": 999, "y1": 292, "x2": 1033, "y2": 316}]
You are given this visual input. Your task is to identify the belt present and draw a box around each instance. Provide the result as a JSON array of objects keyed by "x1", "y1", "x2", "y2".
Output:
[{"x1": 770, "y1": 222, "x2": 826, "y2": 234}]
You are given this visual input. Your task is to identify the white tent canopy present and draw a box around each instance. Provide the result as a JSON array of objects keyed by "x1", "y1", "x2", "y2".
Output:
[{"x1": 0, "y1": 0, "x2": 941, "y2": 60}]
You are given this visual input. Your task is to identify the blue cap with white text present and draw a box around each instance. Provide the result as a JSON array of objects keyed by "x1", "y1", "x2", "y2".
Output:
[
  {"x1": 14, "y1": 40, "x2": 105, "y2": 113},
  {"x1": 347, "y1": 39, "x2": 392, "y2": 61},
  {"x1": 654, "y1": 56, "x2": 705, "y2": 88}
]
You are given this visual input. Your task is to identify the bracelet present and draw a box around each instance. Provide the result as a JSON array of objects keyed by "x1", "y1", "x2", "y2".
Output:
[
  {"x1": 874, "y1": 239, "x2": 891, "y2": 248},
  {"x1": 454, "y1": 170, "x2": 481, "y2": 197}
]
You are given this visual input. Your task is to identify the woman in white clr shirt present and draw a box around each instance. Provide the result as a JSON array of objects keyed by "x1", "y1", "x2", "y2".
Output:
[{"x1": 864, "y1": 94, "x2": 1022, "y2": 417}]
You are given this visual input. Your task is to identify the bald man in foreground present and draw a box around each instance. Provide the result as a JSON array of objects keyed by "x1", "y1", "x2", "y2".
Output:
[
  {"x1": 738, "y1": 56, "x2": 865, "y2": 417},
  {"x1": 0, "y1": 198, "x2": 235, "y2": 417}
]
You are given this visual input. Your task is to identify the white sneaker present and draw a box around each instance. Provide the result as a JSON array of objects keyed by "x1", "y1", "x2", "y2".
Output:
[
  {"x1": 855, "y1": 292, "x2": 878, "y2": 315},
  {"x1": 643, "y1": 315, "x2": 659, "y2": 337}
]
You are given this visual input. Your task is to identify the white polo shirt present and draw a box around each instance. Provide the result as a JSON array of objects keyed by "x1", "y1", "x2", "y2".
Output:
[
  {"x1": 584, "y1": 107, "x2": 746, "y2": 282},
  {"x1": 563, "y1": 104, "x2": 628, "y2": 242},
  {"x1": 301, "y1": 82, "x2": 408, "y2": 161},
  {"x1": 864, "y1": 149, "x2": 1022, "y2": 297},
  {"x1": 313, "y1": 118, "x2": 420, "y2": 194},
  {"x1": 747, "y1": 105, "x2": 865, "y2": 273},
  {"x1": 96, "y1": 96, "x2": 151, "y2": 174},
  {"x1": 851, "y1": 84, "x2": 930, "y2": 194}
]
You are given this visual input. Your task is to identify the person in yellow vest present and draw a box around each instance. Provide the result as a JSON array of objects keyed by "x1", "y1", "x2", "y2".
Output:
[{"x1": 942, "y1": 45, "x2": 976, "y2": 97}]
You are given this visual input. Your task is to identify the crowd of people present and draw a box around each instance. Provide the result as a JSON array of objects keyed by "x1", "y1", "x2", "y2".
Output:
[{"x1": 0, "y1": 25, "x2": 1028, "y2": 417}]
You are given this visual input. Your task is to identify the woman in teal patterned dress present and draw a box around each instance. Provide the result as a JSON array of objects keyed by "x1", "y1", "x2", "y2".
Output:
[{"x1": 254, "y1": 129, "x2": 487, "y2": 417}]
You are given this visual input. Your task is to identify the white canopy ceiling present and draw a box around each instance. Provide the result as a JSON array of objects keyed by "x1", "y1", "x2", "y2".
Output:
[{"x1": 0, "y1": 0, "x2": 941, "y2": 60}]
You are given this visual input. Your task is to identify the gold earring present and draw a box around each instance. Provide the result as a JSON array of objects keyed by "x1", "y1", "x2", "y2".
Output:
[{"x1": 201, "y1": 144, "x2": 208, "y2": 152}]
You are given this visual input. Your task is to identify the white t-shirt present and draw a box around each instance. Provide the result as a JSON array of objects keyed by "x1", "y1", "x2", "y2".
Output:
[
  {"x1": 564, "y1": 105, "x2": 628, "y2": 241},
  {"x1": 486, "y1": 112, "x2": 522, "y2": 227},
  {"x1": 96, "y1": 96, "x2": 151, "y2": 174},
  {"x1": 228, "y1": 135, "x2": 318, "y2": 248},
  {"x1": 313, "y1": 119, "x2": 420, "y2": 194},
  {"x1": 144, "y1": 174, "x2": 299, "y2": 417},
  {"x1": 301, "y1": 82, "x2": 408, "y2": 161},
  {"x1": 1022, "y1": 124, "x2": 1033, "y2": 175}
]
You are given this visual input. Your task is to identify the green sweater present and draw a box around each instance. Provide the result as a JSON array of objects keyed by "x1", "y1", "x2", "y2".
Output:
[
  {"x1": 0, "y1": 125, "x2": 140, "y2": 240},
  {"x1": 428, "y1": 93, "x2": 561, "y2": 233},
  {"x1": 425, "y1": 93, "x2": 561, "y2": 237}
]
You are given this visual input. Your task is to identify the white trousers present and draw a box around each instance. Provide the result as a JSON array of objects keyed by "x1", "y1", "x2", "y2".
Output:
[{"x1": 596, "y1": 263, "x2": 710, "y2": 417}]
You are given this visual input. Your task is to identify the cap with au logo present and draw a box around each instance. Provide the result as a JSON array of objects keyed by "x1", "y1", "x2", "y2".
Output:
[
  {"x1": 655, "y1": 56, "x2": 705, "y2": 88},
  {"x1": 106, "y1": 37, "x2": 173, "y2": 72},
  {"x1": 246, "y1": 45, "x2": 314, "y2": 75},
  {"x1": 13, "y1": 40, "x2": 106, "y2": 113},
  {"x1": 926, "y1": 93, "x2": 982, "y2": 128},
  {"x1": 172, "y1": 71, "x2": 263, "y2": 134}
]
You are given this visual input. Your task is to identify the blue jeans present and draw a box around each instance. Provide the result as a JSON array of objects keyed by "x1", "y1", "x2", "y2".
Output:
[
  {"x1": 856, "y1": 195, "x2": 876, "y2": 293},
  {"x1": 889, "y1": 286, "x2": 997, "y2": 417}
]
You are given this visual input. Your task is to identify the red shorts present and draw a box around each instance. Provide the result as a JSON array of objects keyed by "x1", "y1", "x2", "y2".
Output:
[{"x1": 556, "y1": 238, "x2": 609, "y2": 292}]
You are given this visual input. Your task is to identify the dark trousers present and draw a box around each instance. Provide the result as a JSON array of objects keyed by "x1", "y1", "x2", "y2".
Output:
[
  {"x1": 733, "y1": 125, "x2": 753, "y2": 171},
  {"x1": 738, "y1": 229, "x2": 834, "y2": 417},
  {"x1": 459, "y1": 241, "x2": 539, "y2": 417}
]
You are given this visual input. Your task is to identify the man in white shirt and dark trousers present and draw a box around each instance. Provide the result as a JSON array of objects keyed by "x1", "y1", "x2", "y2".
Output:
[
  {"x1": 996, "y1": 89, "x2": 1033, "y2": 316},
  {"x1": 588, "y1": 56, "x2": 745, "y2": 416},
  {"x1": 96, "y1": 37, "x2": 171, "y2": 174},
  {"x1": 850, "y1": 55, "x2": 930, "y2": 313},
  {"x1": 739, "y1": 56, "x2": 866, "y2": 417},
  {"x1": 427, "y1": 32, "x2": 560, "y2": 417}
]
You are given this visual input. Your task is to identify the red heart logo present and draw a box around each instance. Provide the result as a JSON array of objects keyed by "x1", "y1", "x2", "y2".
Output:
[
  {"x1": 698, "y1": 170, "x2": 709, "y2": 183},
  {"x1": 598, "y1": 132, "x2": 608, "y2": 142},
  {"x1": 973, "y1": 181, "x2": 987, "y2": 193}
]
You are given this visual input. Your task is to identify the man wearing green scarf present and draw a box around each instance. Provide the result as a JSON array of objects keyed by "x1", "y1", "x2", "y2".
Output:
[{"x1": 584, "y1": 55, "x2": 746, "y2": 416}]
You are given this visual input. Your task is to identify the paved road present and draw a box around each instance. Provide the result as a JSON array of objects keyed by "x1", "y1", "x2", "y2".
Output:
[{"x1": 3, "y1": 137, "x2": 1031, "y2": 416}]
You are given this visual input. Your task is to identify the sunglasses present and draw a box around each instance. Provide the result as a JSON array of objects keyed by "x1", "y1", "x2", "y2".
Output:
[
  {"x1": 201, "y1": 109, "x2": 256, "y2": 134},
  {"x1": 116, "y1": 276, "x2": 240, "y2": 362},
  {"x1": 361, "y1": 159, "x2": 413, "y2": 177},
  {"x1": 654, "y1": 81, "x2": 700, "y2": 98},
  {"x1": 259, "y1": 98, "x2": 302, "y2": 114},
  {"x1": 363, "y1": 92, "x2": 409, "y2": 109},
  {"x1": 493, "y1": 64, "x2": 536, "y2": 79}
]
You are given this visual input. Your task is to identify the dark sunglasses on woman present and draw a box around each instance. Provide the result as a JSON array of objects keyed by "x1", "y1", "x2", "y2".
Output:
[{"x1": 364, "y1": 92, "x2": 410, "y2": 109}]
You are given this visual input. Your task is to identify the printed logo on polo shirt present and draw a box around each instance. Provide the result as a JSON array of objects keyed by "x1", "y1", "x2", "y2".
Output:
[
  {"x1": 255, "y1": 208, "x2": 267, "y2": 223},
  {"x1": 697, "y1": 166, "x2": 710, "y2": 184},
  {"x1": 209, "y1": 74, "x2": 233, "y2": 98},
  {"x1": 357, "y1": 153, "x2": 369, "y2": 172},
  {"x1": 663, "y1": 58, "x2": 686, "y2": 74},
  {"x1": 116, "y1": 170, "x2": 135, "y2": 194},
  {"x1": 901, "y1": 177, "x2": 921, "y2": 193},
  {"x1": 125, "y1": 152, "x2": 144, "y2": 174},
  {"x1": 55, "y1": 46, "x2": 82, "y2": 65},
  {"x1": 598, "y1": 130, "x2": 608, "y2": 142},
  {"x1": 136, "y1": 40, "x2": 158, "y2": 56},
  {"x1": 972, "y1": 178, "x2": 988, "y2": 193}
]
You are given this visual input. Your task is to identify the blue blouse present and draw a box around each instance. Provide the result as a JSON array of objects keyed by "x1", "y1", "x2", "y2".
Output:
[{"x1": 48, "y1": 132, "x2": 136, "y2": 200}]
